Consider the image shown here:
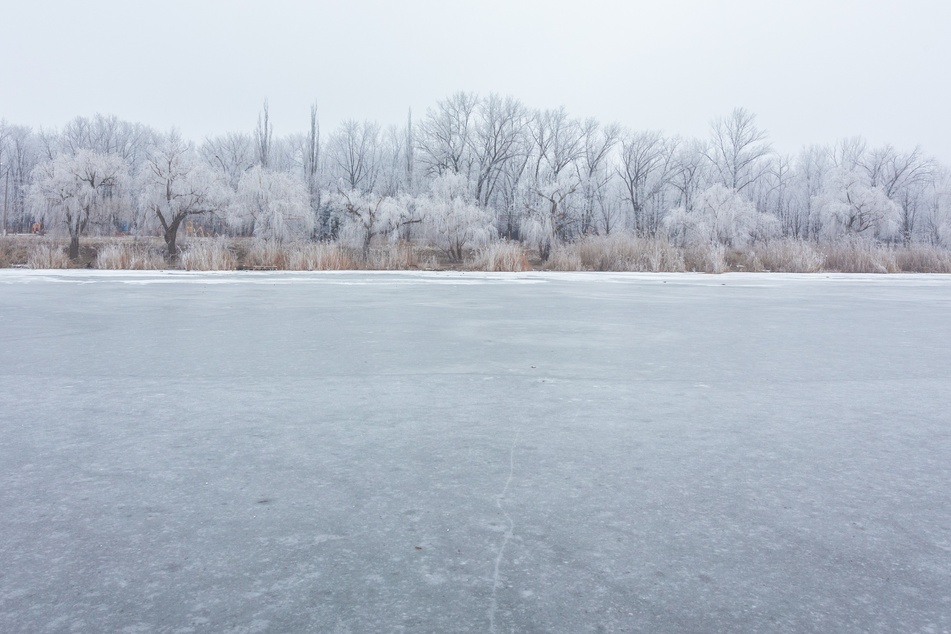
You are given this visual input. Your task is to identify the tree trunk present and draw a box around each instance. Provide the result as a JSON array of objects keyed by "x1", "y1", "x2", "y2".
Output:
[
  {"x1": 362, "y1": 232, "x2": 372, "y2": 262},
  {"x1": 164, "y1": 214, "x2": 185, "y2": 262},
  {"x1": 69, "y1": 235, "x2": 80, "y2": 260}
]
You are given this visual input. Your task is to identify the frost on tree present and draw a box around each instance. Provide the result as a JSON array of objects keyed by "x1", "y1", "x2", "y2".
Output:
[
  {"x1": 703, "y1": 107, "x2": 772, "y2": 193},
  {"x1": 521, "y1": 109, "x2": 589, "y2": 260},
  {"x1": 419, "y1": 172, "x2": 494, "y2": 261},
  {"x1": 665, "y1": 184, "x2": 778, "y2": 248},
  {"x1": 231, "y1": 166, "x2": 313, "y2": 242},
  {"x1": 329, "y1": 189, "x2": 418, "y2": 260},
  {"x1": 812, "y1": 169, "x2": 900, "y2": 240},
  {"x1": 139, "y1": 133, "x2": 230, "y2": 260},
  {"x1": 29, "y1": 149, "x2": 129, "y2": 259},
  {"x1": 523, "y1": 172, "x2": 582, "y2": 260}
]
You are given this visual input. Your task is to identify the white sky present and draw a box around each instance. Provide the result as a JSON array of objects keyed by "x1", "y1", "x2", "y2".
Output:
[{"x1": 2, "y1": 0, "x2": 949, "y2": 162}]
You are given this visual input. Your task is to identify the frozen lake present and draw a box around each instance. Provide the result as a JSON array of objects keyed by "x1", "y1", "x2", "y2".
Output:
[{"x1": 1, "y1": 270, "x2": 950, "y2": 633}]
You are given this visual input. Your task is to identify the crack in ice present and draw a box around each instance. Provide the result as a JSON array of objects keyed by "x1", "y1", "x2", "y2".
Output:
[{"x1": 488, "y1": 429, "x2": 519, "y2": 634}]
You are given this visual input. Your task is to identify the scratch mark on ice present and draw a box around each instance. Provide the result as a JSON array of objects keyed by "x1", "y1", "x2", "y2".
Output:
[{"x1": 488, "y1": 429, "x2": 519, "y2": 634}]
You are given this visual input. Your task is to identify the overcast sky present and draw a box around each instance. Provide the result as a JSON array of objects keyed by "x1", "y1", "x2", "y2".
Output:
[{"x1": 2, "y1": 0, "x2": 949, "y2": 162}]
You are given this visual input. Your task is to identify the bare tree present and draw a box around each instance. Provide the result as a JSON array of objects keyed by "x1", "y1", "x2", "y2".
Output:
[
  {"x1": 200, "y1": 133, "x2": 255, "y2": 190},
  {"x1": 469, "y1": 94, "x2": 529, "y2": 208},
  {"x1": 303, "y1": 102, "x2": 323, "y2": 236},
  {"x1": 863, "y1": 145, "x2": 935, "y2": 244},
  {"x1": 255, "y1": 100, "x2": 273, "y2": 168},
  {"x1": 417, "y1": 92, "x2": 478, "y2": 177},
  {"x1": 0, "y1": 122, "x2": 9, "y2": 235},
  {"x1": 327, "y1": 120, "x2": 382, "y2": 194},
  {"x1": 617, "y1": 130, "x2": 666, "y2": 235},
  {"x1": 704, "y1": 107, "x2": 772, "y2": 193},
  {"x1": 578, "y1": 119, "x2": 619, "y2": 235}
]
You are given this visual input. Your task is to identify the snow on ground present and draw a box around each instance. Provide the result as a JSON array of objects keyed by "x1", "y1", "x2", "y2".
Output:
[{"x1": 1, "y1": 271, "x2": 949, "y2": 632}]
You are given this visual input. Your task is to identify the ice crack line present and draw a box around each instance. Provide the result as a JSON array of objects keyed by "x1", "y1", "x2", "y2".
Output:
[{"x1": 488, "y1": 429, "x2": 519, "y2": 634}]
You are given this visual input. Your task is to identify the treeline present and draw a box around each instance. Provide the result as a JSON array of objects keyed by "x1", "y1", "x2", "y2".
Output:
[{"x1": 1, "y1": 94, "x2": 949, "y2": 267}]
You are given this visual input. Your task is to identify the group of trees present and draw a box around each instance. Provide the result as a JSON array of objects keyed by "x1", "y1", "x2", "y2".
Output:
[{"x1": 2, "y1": 95, "x2": 949, "y2": 263}]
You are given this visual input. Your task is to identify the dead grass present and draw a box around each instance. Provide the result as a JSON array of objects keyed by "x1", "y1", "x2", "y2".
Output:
[
  {"x1": 180, "y1": 238, "x2": 238, "y2": 270},
  {"x1": 95, "y1": 240, "x2": 166, "y2": 270},
  {"x1": 820, "y1": 240, "x2": 898, "y2": 274},
  {"x1": 245, "y1": 240, "x2": 291, "y2": 270},
  {"x1": 546, "y1": 246, "x2": 583, "y2": 271},
  {"x1": 727, "y1": 239, "x2": 825, "y2": 273},
  {"x1": 0, "y1": 235, "x2": 34, "y2": 267},
  {"x1": 468, "y1": 241, "x2": 532, "y2": 272},
  {"x1": 27, "y1": 239, "x2": 71, "y2": 269},
  {"x1": 891, "y1": 244, "x2": 951, "y2": 273},
  {"x1": 287, "y1": 242, "x2": 360, "y2": 270},
  {"x1": 578, "y1": 234, "x2": 686, "y2": 272},
  {"x1": 683, "y1": 243, "x2": 728, "y2": 273},
  {"x1": 366, "y1": 242, "x2": 419, "y2": 270},
  {"x1": 3, "y1": 233, "x2": 950, "y2": 274}
]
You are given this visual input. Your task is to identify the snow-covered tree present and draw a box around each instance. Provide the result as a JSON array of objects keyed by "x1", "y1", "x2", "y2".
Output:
[
  {"x1": 470, "y1": 94, "x2": 529, "y2": 209},
  {"x1": 30, "y1": 150, "x2": 129, "y2": 259},
  {"x1": 327, "y1": 120, "x2": 382, "y2": 194},
  {"x1": 199, "y1": 133, "x2": 254, "y2": 189},
  {"x1": 522, "y1": 108, "x2": 587, "y2": 259},
  {"x1": 863, "y1": 145, "x2": 936, "y2": 244},
  {"x1": 417, "y1": 92, "x2": 479, "y2": 178},
  {"x1": 2, "y1": 124, "x2": 39, "y2": 233},
  {"x1": 231, "y1": 166, "x2": 312, "y2": 242},
  {"x1": 578, "y1": 119, "x2": 619, "y2": 235},
  {"x1": 812, "y1": 168, "x2": 900, "y2": 240},
  {"x1": 665, "y1": 184, "x2": 777, "y2": 248},
  {"x1": 704, "y1": 107, "x2": 772, "y2": 193},
  {"x1": 523, "y1": 170, "x2": 581, "y2": 260},
  {"x1": 419, "y1": 172, "x2": 494, "y2": 260},
  {"x1": 139, "y1": 133, "x2": 230, "y2": 259},
  {"x1": 329, "y1": 189, "x2": 418, "y2": 260},
  {"x1": 617, "y1": 130, "x2": 673, "y2": 236}
]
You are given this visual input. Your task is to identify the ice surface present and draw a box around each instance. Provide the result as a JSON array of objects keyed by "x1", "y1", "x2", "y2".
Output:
[{"x1": 1, "y1": 270, "x2": 949, "y2": 632}]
